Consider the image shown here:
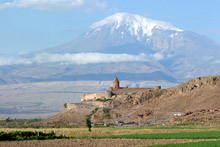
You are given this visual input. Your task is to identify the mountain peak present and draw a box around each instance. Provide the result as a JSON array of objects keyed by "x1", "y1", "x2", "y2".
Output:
[{"x1": 91, "y1": 12, "x2": 183, "y2": 37}]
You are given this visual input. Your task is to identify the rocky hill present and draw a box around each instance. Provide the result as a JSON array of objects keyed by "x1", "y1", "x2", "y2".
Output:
[{"x1": 42, "y1": 75, "x2": 220, "y2": 126}]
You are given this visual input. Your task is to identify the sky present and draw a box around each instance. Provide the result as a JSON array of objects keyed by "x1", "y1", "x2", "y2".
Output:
[{"x1": 0, "y1": 0, "x2": 220, "y2": 55}]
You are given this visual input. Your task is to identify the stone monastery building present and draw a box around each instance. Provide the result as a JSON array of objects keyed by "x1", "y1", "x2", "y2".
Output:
[{"x1": 81, "y1": 77, "x2": 120, "y2": 102}]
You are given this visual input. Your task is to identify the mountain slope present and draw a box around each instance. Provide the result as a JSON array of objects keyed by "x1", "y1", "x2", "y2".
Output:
[
  {"x1": 42, "y1": 13, "x2": 220, "y2": 80},
  {"x1": 45, "y1": 12, "x2": 183, "y2": 53},
  {"x1": 1, "y1": 13, "x2": 220, "y2": 84},
  {"x1": 45, "y1": 13, "x2": 219, "y2": 56}
]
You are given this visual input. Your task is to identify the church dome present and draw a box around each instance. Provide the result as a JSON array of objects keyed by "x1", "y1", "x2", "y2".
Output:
[
  {"x1": 113, "y1": 77, "x2": 120, "y2": 89},
  {"x1": 113, "y1": 77, "x2": 119, "y2": 83}
]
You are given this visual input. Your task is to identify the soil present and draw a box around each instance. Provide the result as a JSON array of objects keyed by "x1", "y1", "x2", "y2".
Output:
[{"x1": 0, "y1": 139, "x2": 219, "y2": 147}]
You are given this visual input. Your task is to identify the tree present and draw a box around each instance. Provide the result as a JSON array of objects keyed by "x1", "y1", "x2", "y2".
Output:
[
  {"x1": 86, "y1": 116, "x2": 92, "y2": 132},
  {"x1": 6, "y1": 117, "x2": 11, "y2": 122}
]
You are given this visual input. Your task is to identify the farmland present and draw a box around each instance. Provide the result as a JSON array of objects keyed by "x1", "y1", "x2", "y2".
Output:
[
  {"x1": 0, "y1": 127, "x2": 220, "y2": 138},
  {"x1": 150, "y1": 141, "x2": 220, "y2": 147},
  {"x1": 0, "y1": 126, "x2": 220, "y2": 146},
  {"x1": 94, "y1": 131, "x2": 220, "y2": 139}
]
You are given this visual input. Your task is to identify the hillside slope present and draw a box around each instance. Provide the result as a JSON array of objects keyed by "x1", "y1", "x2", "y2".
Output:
[{"x1": 42, "y1": 75, "x2": 220, "y2": 126}]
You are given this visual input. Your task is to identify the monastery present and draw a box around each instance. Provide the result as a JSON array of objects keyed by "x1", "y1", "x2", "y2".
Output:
[
  {"x1": 81, "y1": 77, "x2": 120, "y2": 102},
  {"x1": 81, "y1": 77, "x2": 161, "y2": 102}
]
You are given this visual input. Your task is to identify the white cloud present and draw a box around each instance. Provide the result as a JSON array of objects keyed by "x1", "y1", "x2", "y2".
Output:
[
  {"x1": 0, "y1": 56, "x2": 32, "y2": 66},
  {"x1": 0, "y1": 0, "x2": 106, "y2": 12},
  {"x1": 151, "y1": 53, "x2": 164, "y2": 61},
  {"x1": 0, "y1": 52, "x2": 169, "y2": 66}
]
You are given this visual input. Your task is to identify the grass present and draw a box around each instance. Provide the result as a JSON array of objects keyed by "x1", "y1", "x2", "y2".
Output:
[
  {"x1": 0, "y1": 118, "x2": 43, "y2": 128},
  {"x1": 0, "y1": 128, "x2": 219, "y2": 138},
  {"x1": 94, "y1": 131, "x2": 220, "y2": 139},
  {"x1": 149, "y1": 141, "x2": 220, "y2": 147}
]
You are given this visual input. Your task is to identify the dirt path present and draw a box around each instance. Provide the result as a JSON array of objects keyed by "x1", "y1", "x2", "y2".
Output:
[{"x1": 0, "y1": 139, "x2": 219, "y2": 147}]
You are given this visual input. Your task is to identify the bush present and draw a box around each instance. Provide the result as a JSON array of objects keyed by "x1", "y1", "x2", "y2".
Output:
[
  {"x1": 103, "y1": 108, "x2": 111, "y2": 118},
  {"x1": 64, "y1": 103, "x2": 67, "y2": 108},
  {"x1": 86, "y1": 116, "x2": 92, "y2": 132},
  {"x1": 95, "y1": 98, "x2": 113, "y2": 102},
  {"x1": 0, "y1": 131, "x2": 67, "y2": 141}
]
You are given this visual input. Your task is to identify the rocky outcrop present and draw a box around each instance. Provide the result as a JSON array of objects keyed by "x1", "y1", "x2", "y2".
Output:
[
  {"x1": 176, "y1": 76, "x2": 220, "y2": 94},
  {"x1": 44, "y1": 75, "x2": 220, "y2": 126}
]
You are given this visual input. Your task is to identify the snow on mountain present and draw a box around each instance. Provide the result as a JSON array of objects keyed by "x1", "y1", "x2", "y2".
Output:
[
  {"x1": 6, "y1": 12, "x2": 219, "y2": 82},
  {"x1": 46, "y1": 13, "x2": 186, "y2": 54},
  {"x1": 91, "y1": 13, "x2": 183, "y2": 39}
]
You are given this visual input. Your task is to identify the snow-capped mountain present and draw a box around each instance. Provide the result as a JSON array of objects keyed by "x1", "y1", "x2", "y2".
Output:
[
  {"x1": 1, "y1": 13, "x2": 220, "y2": 84},
  {"x1": 90, "y1": 12, "x2": 182, "y2": 39},
  {"x1": 46, "y1": 13, "x2": 219, "y2": 57},
  {"x1": 46, "y1": 13, "x2": 185, "y2": 54}
]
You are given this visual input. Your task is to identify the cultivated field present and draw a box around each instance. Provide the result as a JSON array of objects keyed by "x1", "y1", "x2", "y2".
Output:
[
  {"x1": 1, "y1": 127, "x2": 220, "y2": 147},
  {"x1": 1, "y1": 139, "x2": 220, "y2": 147},
  {"x1": 1, "y1": 127, "x2": 220, "y2": 138}
]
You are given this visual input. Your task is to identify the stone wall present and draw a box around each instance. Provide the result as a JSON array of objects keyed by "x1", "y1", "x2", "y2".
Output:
[
  {"x1": 64, "y1": 103, "x2": 93, "y2": 110},
  {"x1": 81, "y1": 92, "x2": 112, "y2": 102}
]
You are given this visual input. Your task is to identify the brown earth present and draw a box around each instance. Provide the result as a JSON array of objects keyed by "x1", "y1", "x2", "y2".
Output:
[
  {"x1": 42, "y1": 75, "x2": 220, "y2": 126},
  {"x1": 0, "y1": 139, "x2": 219, "y2": 147}
]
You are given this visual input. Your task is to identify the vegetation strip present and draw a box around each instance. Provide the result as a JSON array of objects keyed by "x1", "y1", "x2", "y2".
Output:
[
  {"x1": 148, "y1": 141, "x2": 220, "y2": 147},
  {"x1": 92, "y1": 131, "x2": 220, "y2": 139},
  {"x1": 0, "y1": 131, "x2": 68, "y2": 141}
]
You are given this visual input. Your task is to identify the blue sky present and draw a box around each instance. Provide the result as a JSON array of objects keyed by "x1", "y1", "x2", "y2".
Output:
[{"x1": 0, "y1": 0, "x2": 219, "y2": 55}]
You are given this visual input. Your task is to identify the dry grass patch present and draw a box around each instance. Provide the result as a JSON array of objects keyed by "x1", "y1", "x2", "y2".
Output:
[{"x1": 0, "y1": 128, "x2": 220, "y2": 138}]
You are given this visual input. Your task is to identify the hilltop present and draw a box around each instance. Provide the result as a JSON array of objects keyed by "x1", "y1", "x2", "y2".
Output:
[{"x1": 41, "y1": 75, "x2": 220, "y2": 127}]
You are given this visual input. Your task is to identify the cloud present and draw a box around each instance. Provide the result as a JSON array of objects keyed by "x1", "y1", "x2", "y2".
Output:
[
  {"x1": 0, "y1": 56, "x2": 32, "y2": 66},
  {"x1": 0, "y1": 0, "x2": 106, "y2": 12},
  {"x1": 0, "y1": 52, "x2": 169, "y2": 66},
  {"x1": 150, "y1": 53, "x2": 164, "y2": 61}
]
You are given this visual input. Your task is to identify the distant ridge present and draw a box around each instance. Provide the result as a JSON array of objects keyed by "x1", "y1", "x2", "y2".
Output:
[{"x1": 45, "y1": 71, "x2": 177, "y2": 83}]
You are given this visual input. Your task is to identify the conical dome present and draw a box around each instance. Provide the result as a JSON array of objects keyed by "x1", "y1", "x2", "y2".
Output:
[
  {"x1": 113, "y1": 77, "x2": 120, "y2": 89},
  {"x1": 113, "y1": 77, "x2": 119, "y2": 83}
]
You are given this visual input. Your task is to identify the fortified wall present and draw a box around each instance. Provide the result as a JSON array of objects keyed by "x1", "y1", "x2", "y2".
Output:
[
  {"x1": 81, "y1": 92, "x2": 112, "y2": 102},
  {"x1": 81, "y1": 77, "x2": 120, "y2": 102}
]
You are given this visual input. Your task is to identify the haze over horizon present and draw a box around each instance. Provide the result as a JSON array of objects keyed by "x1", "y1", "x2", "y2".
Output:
[{"x1": 0, "y1": 0, "x2": 220, "y2": 55}]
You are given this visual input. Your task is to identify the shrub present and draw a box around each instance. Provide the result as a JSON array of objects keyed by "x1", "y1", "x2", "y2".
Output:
[
  {"x1": 86, "y1": 116, "x2": 92, "y2": 132},
  {"x1": 64, "y1": 103, "x2": 67, "y2": 108},
  {"x1": 103, "y1": 108, "x2": 111, "y2": 118},
  {"x1": 0, "y1": 131, "x2": 66, "y2": 141},
  {"x1": 96, "y1": 98, "x2": 113, "y2": 102}
]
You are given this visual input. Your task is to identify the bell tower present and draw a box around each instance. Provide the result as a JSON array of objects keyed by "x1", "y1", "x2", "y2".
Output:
[{"x1": 113, "y1": 77, "x2": 120, "y2": 89}]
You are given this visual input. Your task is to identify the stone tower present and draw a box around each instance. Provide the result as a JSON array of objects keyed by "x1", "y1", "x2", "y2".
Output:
[{"x1": 113, "y1": 77, "x2": 120, "y2": 89}]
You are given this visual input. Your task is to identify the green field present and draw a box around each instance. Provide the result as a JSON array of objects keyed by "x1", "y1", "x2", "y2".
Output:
[
  {"x1": 149, "y1": 141, "x2": 220, "y2": 147},
  {"x1": 94, "y1": 131, "x2": 220, "y2": 139},
  {"x1": 1, "y1": 121, "x2": 220, "y2": 145},
  {"x1": 1, "y1": 127, "x2": 220, "y2": 138},
  {"x1": 1, "y1": 128, "x2": 220, "y2": 147}
]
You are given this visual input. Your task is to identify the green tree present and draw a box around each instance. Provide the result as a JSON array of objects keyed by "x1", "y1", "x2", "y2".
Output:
[{"x1": 86, "y1": 116, "x2": 92, "y2": 132}]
